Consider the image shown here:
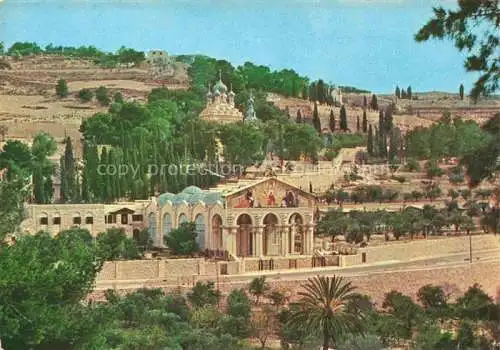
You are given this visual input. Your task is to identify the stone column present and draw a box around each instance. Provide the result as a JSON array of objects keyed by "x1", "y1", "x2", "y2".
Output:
[
  {"x1": 283, "y1": 225, "x2": 290, "y2": 256},
  {"x1": 252, "y1": 229, "x2": 257, "y2": 257},
  {"x1": 230, "y1": 227, "x2": 238, "y2": 257},
  {"x1": 255, "y1": 226, "x2": 264, "y2": 257},
  {"x1": 290, "y1": 225, "x2": 296, "y2": 254},
  {"x1": 303, "y1": 226, "x2": 309, "y2": 254},
  {"x1": 309, "y1": 223, "x2": 315, "y2": 254}
]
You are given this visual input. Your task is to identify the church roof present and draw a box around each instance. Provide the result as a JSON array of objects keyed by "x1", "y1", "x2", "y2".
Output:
[
  {"x1": 206, "y1": 177, "x2": 316, "y2": 200},
  {"x1": 200, "y1": 102, "x2": 244, "y2": 123},
  {"x1": 158, "y1": 186, "x2": 222, "y2": 207},
  {"x1": 213, "y1": 79, "x2": 227, "y2": 93}
]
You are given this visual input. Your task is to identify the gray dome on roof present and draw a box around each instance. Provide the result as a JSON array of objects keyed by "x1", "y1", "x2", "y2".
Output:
[
  {"x1": 213, "y1": 79, "x2": 227, "y2": 93},
  {"x1": 182, "y1": 186, "x2": 203, "y2": 194}
]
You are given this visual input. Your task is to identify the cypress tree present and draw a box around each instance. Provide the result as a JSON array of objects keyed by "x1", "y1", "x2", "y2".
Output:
[
  {"x1": 378, "y1": 129, "x2": 387, "y2": 158},
  {"x1": 367, "y1": 124, "x2": 373, "y2": 156},
  {"x1": 388, "y1": 127, "x2": 401, "y2": 162},
  {"x1": 99, "y1": 147, "x2": 110, "y2": 203},
  {"x1": 374, "y1": 127, "x2": 380, "y2": 157},
  {"x1": 384, "y1": 105, "x2": 393, "y2": 133},
  {"x1": 329, "y1": 110, "x2": 335, "y2": 132},
  {"x1": 309, "y1": 82, "x2": 317, "y2": 102},
  {"x1": 370, "y1": 94, "x2": 378, "y2": 110},
  {"x1": 401, "y1": 89, "x2": 407, "y2": 99},
  {"x1": 74, "y1": 173, "x2": 81, "y2": 203},
  {"x1": 378, "y1": 109, "x2": 385, "y2": 136},
  {"x1": 60, "y1": 137, "x2": 76, "y2": 203},
  {"x1": 459, "y1": 84, "x2": 464, "y2": 100},
  {"x1": 363, "y1": 95, "x2": 367, "y2": 108},
  {"x1": 317, "y1": 80, "x2": 325, "y2": 104},
  {"x1": 395, "y1": 86, "x2": 401, "y2": 99},
  {"x1": 407, "y1": 85, "x2": 412, "y2": 99},
  {"x1": 296, "y1": 109, "x2": 302, "y2": 123},
  {"x1": 312, "y1": 102, "x2": 321, "y2": 133},
  {"x1": 356, "y1": 115, "x2": 360, "y2": 132},
  {"x1": 339, "y1": 105, "x2": 348, "y2": 131},
  {"x1": 362, "y1": 109, "x2": 368, "y2": 133},
  {"x1": 302, "y1": 85, "x2": 308, "y2": 100}
]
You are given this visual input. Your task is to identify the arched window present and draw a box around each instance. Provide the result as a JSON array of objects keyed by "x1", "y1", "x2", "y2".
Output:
[
  {"x1": 148, "y1": 213, "x2": 156, "y2": 241},
  {"x1": 212, "y1": 214, "x2": 223, "y2": 249},
  {"x1": 195, "y1": 214, "x2": 205, "y2": 249},
  {"x1": 163, "y1": 213, "x2": 172, "y2": 236},
  {"x1": 178, "y1": 213, "x2": 188, "y2": 226}
]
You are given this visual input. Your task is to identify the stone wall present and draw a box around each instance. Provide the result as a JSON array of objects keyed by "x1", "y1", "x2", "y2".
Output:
[
  {"x1": 89, "y1": 261, "x2": 500, "y2": 306},
  {"x1": 360, "y1": 234, "x2": 500, "y2": 264},
  {"x1": 96, "y1": 258, "x2": 205, "y2": 282}
]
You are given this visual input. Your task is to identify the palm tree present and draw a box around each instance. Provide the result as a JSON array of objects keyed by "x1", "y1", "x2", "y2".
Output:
[
  {"x1": 248, "y1": 276, "x2": 270, "y2": 305},
  {"x1": 287, "y1": 275, "x2": 365, "y2": 350}
]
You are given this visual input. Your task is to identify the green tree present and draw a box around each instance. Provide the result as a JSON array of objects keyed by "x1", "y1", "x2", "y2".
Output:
[
  {"x1": 164, "y1": 222, "x2": 199, "y2": 255},
  {"x1": 114, "y1": 91, "x2": 124, "y2": 104},
  {"x1": 248, "y1": 276, "x2": 270, "y2": 305},
  {"x1": 462, "y1": 114, "x2": 500, "y2": 187},
  {"x1": 339, "y1": 105, "x2": 348, "y2": 131},
  {"x1": 0, "y1": 140, "x2": 33, "y2": 178},
  {"x1": 382, "y1": 290, "x2": 421, "y2": 340},
  {"x1": 415, "y1": 1, "x2": 500, "y2": 100},
  {"x1": 0, "y1": 177, "x2": 30, "y2": 241},
  {"x1": 384, "y1": 105, "x2": 393, "y2": 133},
  {"x1": 312, "y1": 101, "x2": 321, "y2": 133},
  {"x1": 367, "y1": 124, "x2": 373, "y2": 156},
  {"x1": 96, "y1": 228, "x2": 141, "y2": 261},
  {"x1": 78, "y1": 88, "x2": 93, "y2": 102},
  {"x1": 395, "y1": 86, "x2": 401, "y2": 99},
  {"x1": 362, "y1": 109, "x2": 367, "y2": 133},
  {"x1": 187, "y1": 281, "x2": 221, "y2": 308},
  {"x1": 329, "y1": 109, "x2": 335, "y2": 132},
  {"x1": 425, "y1": 160, "x2": 444, "y2": 179},
  {"x1": 31, "y1": 132, "x2": 57, "y2": 204},
  {"x1": 55, "y1": 78, "x2": 68, "y2": 98},
  {"x1": 459, "y1": 83, "x2": 464, "y2": 100},
  {"x1": 370, "y1": 94, "x2": 378, "y2": 110},
  {"x1": 0, "y1": 232, "x2": 103, "y2": 349},
  {"x1": 95, "y1": 86, "x2": 110, "y2": 105},
  {"x1": 287, "y1": 275, "x2": 365, "y2": 350},
  {"x1": 60, "y1": 137, "x2": 77, "y2": 203},
  {"x1": 406, "y1": 86, "x2": 412, "y2": 100}
]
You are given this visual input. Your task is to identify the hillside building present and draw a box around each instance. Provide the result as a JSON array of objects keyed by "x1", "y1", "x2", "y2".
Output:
[
  {"x1": 199, "y1": 72, "x2": 244, "y2": 124},
  {"x1": 20, "y1": 177, "x2": 316, "y2": 258}
]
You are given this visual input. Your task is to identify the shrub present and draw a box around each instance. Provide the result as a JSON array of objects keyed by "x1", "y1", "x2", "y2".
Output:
[
  {"x1": 425, "y1": 160, "x2": 444, "y2": 179},
  {"x1": 324, "y1": 149, "x2": 337, "y2": 161},
  {"x1": 404, "y1": 158, "x2": 421, "y2": 172},
  {"x1": 113, "y1": 92, "x2": 124, "y2": 104},
  {"x1": 78, "y1": 88, "x2": 93, "y2": 102},
  {"x1": 95, "y1": 86, "x2": 110, "y2": 105},
  {"x1": 55, "y1": 79, "x2": 68, "y2": 98}
]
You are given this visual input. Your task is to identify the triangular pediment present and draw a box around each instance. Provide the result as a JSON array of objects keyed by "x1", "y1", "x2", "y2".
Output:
[{"x1": 225, "y1": 177, "x2": 316, "y2": 209}]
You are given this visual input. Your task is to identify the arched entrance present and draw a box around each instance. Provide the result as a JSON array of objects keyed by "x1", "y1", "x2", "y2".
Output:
[
  {"x1": 263, "y1": 213, "x2": 279, "y2": 255},
  {"x1": 212, "y1": 214, "x2": 223, "y2": 249},
  {"x1": 195, "y1": 214, "x2": 205, "y2": 249},
  {"x1": 236, "y1": 214, "x2": 253, "y2": 257},
  {"x1": 289, "y1": 213, "x2": 304, "y2": 254}
]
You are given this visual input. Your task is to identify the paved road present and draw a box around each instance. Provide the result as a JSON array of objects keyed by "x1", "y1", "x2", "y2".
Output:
[{"x1": 220, "y1": 248, "x2": 500, "y2": 284}]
